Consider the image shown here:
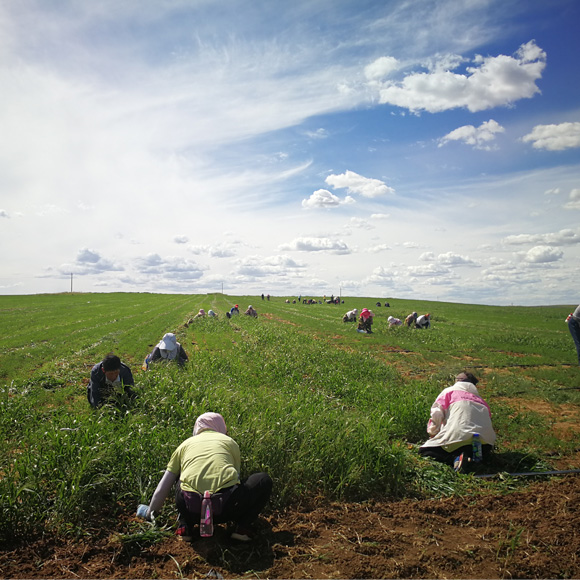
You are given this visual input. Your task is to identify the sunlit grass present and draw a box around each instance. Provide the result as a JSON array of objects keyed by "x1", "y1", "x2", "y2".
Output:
[{"x1": 0, "y1": 293, "x2": 578, "y2": 542}]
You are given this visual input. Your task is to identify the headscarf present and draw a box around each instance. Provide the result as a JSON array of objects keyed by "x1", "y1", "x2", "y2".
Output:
[
  {"x1": 199, "y1": 309, "x2": 205, "y2": 315},
  {"x1": 193, "y1": 412, "x2": 227, "y2": 436},
  {"x1": 360, "y1": 308, "x2": 371, "y2": 320}
]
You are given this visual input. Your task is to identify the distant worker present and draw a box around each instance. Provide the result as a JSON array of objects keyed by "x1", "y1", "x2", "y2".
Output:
[
  {"x1": 231, "y1": 304, "x2": 240, "y2": 316},
  {"x1": 357, "y1": 308, "x2": 374, "y2": 334},
  {"x1": 566, "y1": 305, "x2": 580, "y2": 365},
  {"x1": 208, "y1": 310, "x2": 217, "y2": 318},
  {"x1": 416, "y1": 313, "x2": 431, "y2": 329},
  {"x1": 88, "y1": 354, "x2": 136, "y2": 408},
  {"x1": 388, "y1": 315, "x2": 402, "y2": 328},
  {"x1": 343, "y1": 308, "x2": 358, "y2": 322},
  {"x1": 419, "y1": 372, "x2": 496, "y2": 472},
  {"x1": 136, "y1": 412, "x2": 273, "y2": 542},
  {"x1": 404, "y1": 312, "x2": 418, "y2": 327},
  {"x1": 144, "y1": 333, "x2": 189, "y2": 369},
  {"x1": 193, "y1": 308, "x2": 206, "y2": 320},
  {"x1": 245, "y1": 305, "x2": 258, "y2": 318}
]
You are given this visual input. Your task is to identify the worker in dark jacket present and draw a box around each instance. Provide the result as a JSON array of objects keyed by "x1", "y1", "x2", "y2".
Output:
[{"x1": 87, "y1": 354, "x2": 135, "y2": 408}]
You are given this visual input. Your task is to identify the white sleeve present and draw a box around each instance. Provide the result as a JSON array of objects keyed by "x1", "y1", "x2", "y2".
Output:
[
  {"x1": 427, "y1": 404, "x2": 445, "y2": 436},
  {"x1": 148, "y1": 470, "x2": 179, "y2": 517}
]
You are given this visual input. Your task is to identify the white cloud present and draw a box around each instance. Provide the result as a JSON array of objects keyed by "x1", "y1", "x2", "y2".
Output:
[
  {"x1": 522, "y1": 122, "x2": 580, "y2": 151},
  {"x1": 235, "y1": 254, "x2": 305, "y2": 278},
  {"x1": 174, "y1": 235, "x2": 189, "y2": 244},
  {"x1": 346, "y1": 217, "x2": 373, "y2": 229},
  {"x1": 503, "y1": 228, "x2": 580, "y2": 246},
  {"x1": 438, "y1": 119, "x2": 504, "y2": 149},
  {"x1": 437, "y1": 252, "x2": 478, "y2": 266},
  {"x1": 522, "y1": 245, "x2": 564, "y2": 263},
  {"x1": 279, "y1": 237, "x2": 351, "y2": 254},
  {"x1": 135, "y1": 254, "x2": 206, "y2": 280},
  {"x1": 366, "y1": 244, "x2": 392, "y2": 253},
  {"x1": 364, "y1": 56, "x2": 400, "y2": 81},
  {"x1": 325, "y1": 170, "x2": 395, "y2": 198},
  {"x1": 374, "y1": 40, "x2": 546, "y2": 113},
  {"x1": 419, "y1": 252, "x2": 436, "y2": 261},
  {"x1": 57, "y1": 248, "x2": 123, "y2": 275},
  {"x1": 564, "y1": 189, "x2": 580, "y2": 210},
  {"x1": 0, "y1": 210, "x2": 10, "y2": 218},
  {"x1": 407, "y1": 263, "x2": 452, "y2": 276},
  {"x1": 302, "y1": 189, "x2": 343, "y2": 209},
  {"x1": 188, "y1": 244, "x2": 237, "y2": 258},
  {"x1": 304, "y1": 128, "x2": 329, "y2": 139},
  {"x1": 544, "y1": 188, "x2": 560, "y2": 195},
  {"x1": 370, "y1": 213, "x2": 390, "y2": 219}
]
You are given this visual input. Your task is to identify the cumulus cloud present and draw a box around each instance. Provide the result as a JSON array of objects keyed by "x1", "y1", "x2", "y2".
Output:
[
  {"x1": 370, "y1": 213, "x2": 390, "y2": 219},
  {"x1": 438, "y1": 119, "x2": 505, "y2": 149},
  {"x1": 522, "y1": 122, "x2": 580, "y2": 151},
  {"x1": 364, "y1": 56, "x2": 400, "y2": 81},
  {"x1": 325, "y1": 170, "x2": 395, "y2": 198},
  {"x1": 346, "y1": 217, "x2": 374, "y2": 229},
  {"x1": 0, "y1": 209, "x2": 9, "y2": 218},
  {"x1": 522, "y1": 245, "x2": 563, "y2": 263},
  {"x1": 235, "y1": 254, "x2": 305, "y2": 277},
  {"x1": 407, "y1": 263, "x2": 452, "y2": 276},
  {"x1": 57, "y1": 248, "x2": 123, "y2": 275},
  {"x1": 363, "y1": 266, "x2": 396, "y2": 286},
  {"x1": 503, "y1": 228, "x2": 580, "y2": 246},
  {"x1": 174, "y1": 235, "x2": 189, "y2": 244},
  {"x1": 419, "y1": 252, "x2": 436, "y2": 261},
  {"x1": 544, "y1": 188, "x2": 560, "y2": 195},
  {"x1": 302, "y1": 189, "x2": 351, "y2": 209},
  {"x1": 135, "y1": 254, "x2": 206, "y2": 280},
  {"x1": 279, "y1": 237, "x2": 351, "y2": 254},
  {"x1": 365, "y1": 244, "x2": 392, "y2": 253},
  {"x1": 373, "y1": 40, "x2": 546, "y2": 113},
  {"x1": 564, "y1": 189, "x2": 580, "y2": 210},
  {"x1": 188, "y1": 244, "x2": 237, "y2": 258},
  {"x1": 437, "y1": 252, "x2": 478, "y2": 266}
]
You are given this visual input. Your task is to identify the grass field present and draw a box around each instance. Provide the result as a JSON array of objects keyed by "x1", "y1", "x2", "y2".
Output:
[{"x1": 1, "y1": 292, "x2": 579, "y2": 544}]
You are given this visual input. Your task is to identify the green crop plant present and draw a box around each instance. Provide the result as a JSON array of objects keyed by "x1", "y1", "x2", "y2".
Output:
[{"x1": 0, "y1": 293, "x2": 578, "y2": 543}]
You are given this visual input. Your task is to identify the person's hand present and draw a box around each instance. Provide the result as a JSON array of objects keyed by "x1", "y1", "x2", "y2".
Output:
[{"x1": 137, "y1": 504, "x2": 150, "y2": 520}]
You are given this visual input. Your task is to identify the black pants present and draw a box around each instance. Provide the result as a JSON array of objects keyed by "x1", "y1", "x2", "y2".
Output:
[
  {"x1": 175, "y1": 472, "x2": 273, "y2": 529},
  {"x1": 419, "y1": 443, "x2": 493, "y2": 466}
]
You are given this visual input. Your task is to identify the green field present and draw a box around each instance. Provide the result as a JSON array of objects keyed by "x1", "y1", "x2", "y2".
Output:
[{"x1": 1, "y1": 292, "x2": 579, "y2": 544}]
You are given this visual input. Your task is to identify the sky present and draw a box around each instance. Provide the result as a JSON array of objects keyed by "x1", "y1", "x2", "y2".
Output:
[{"x1": 1, "y1": 0, "x2": 579, "y2": 305}]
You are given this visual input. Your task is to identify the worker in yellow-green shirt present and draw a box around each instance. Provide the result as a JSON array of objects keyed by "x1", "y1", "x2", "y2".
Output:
[{"x1": 137, "y1": 412, "x2": 272, "y2": 542}]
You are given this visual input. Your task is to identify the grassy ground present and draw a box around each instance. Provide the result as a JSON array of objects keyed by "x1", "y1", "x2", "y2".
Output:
[{"x1": 1, "y1": 292, "x2": 579, "y2": 543}]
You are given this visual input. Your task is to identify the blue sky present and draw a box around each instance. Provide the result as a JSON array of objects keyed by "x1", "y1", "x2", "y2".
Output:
[{"x1": 1, "y1": 0, "x2": 579, "y2": 305}]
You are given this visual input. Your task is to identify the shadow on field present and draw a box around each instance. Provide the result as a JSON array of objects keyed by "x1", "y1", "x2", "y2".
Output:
[{"x1": 178, "y1": 519, "x2": 290, "y2": 576}]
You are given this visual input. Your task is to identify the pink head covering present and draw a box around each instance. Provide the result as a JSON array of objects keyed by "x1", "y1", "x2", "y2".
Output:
[
  {"x1": 193, "y1": 412, "x2": 227, "y2": 436},
  {"x1": 360, "y1": 308, "x2": 371, "y2": 320}
]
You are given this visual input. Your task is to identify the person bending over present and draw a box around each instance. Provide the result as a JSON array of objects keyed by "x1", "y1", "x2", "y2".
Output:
[
  {"x1": 137, "y1": 412, "x2": 272, "y2": 542},
  {"x1": 419, "y1": 372, "x2": 496, "y2": 471},
  {"x1": 87, "y1": 354, "x2": 136, "y2": 408}
]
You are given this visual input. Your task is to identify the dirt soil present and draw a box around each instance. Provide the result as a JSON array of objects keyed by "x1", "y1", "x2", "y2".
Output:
[{"x1": 1, "y1": 476, "x2": 579, "y2": 579}]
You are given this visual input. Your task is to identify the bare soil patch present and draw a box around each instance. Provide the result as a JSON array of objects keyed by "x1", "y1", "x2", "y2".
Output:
[{"x1": 2, "y1": 476, "x2": 579, "y2": 579}]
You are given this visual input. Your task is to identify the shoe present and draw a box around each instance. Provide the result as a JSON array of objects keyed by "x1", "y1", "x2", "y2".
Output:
[
  {"x1": 231, "y1": 525, "x2": 254, "y2": 542},
  {"x1": 175, "y1": 525, "x2": 193, "y2": 541},
  {"x1": 453, "y1": 452, "x2": 465, "y2": 473}
]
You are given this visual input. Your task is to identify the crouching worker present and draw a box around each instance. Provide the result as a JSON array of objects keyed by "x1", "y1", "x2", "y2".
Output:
[
  {"x1": 88, "y1": 354, "x2": 136, "y2": 408},
  {"x1": 143, "y1": 332, "x2": 188, "y2": 369},
  {"x1": 137, "y1": 412, "x2": 272, "y2": 542},
  {"x1": 357, "y1": 308, "x2": 373, "y2": 333},
  {"x1": 419, "y1": 372, "x2": 496, "y2": 472},
  {"x1": 342, "y1": 308, "x2": 358, "y2": 322}
]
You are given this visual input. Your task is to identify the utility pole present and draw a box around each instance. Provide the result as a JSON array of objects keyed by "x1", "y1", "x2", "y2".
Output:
[{"x1": 70, "y1": 273, "x2": 73, "y2": 293}]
